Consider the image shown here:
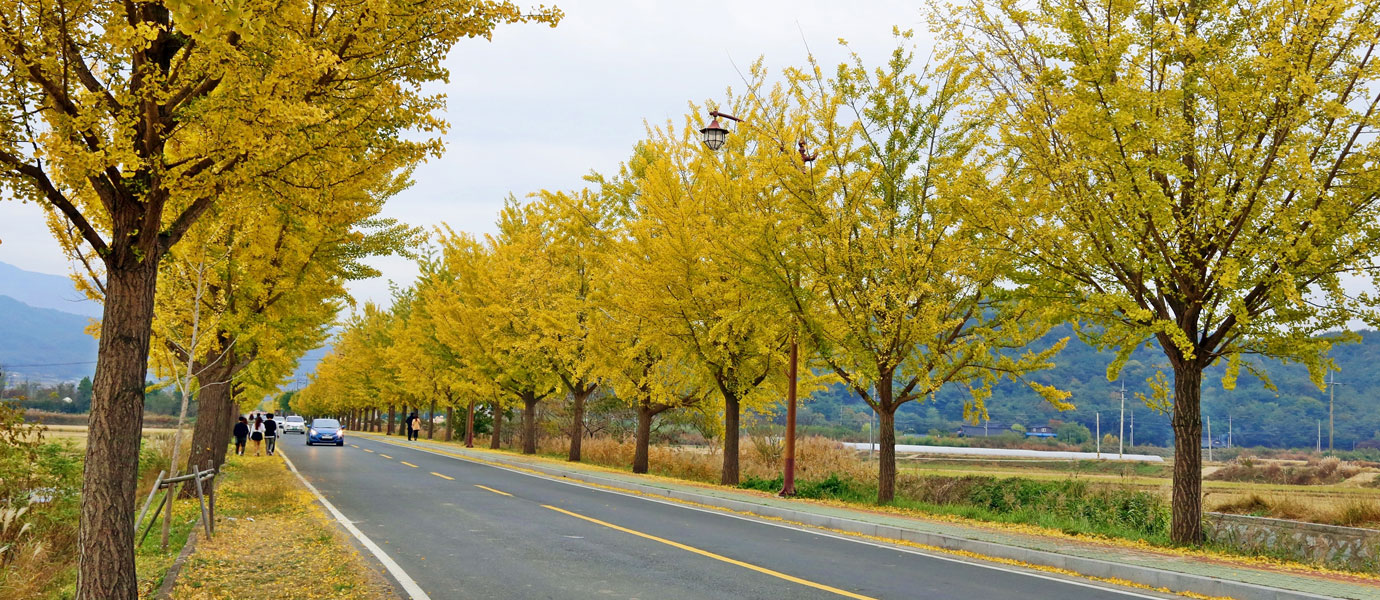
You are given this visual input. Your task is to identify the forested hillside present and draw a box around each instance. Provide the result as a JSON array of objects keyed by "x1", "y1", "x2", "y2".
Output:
[
  {"x1": 800, "y1": 326, "x2": 1380, "y2": 450},
  {"x1": 0, "y1": 295, "x2": 97, "y2": 383}
]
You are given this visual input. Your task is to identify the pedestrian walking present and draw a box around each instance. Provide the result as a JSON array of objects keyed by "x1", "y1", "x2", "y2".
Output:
[
  {"x1": 264, "y1": 412, "x2": 279, "y2": 456},
  {"x1": 408, "y1": 412, "x2": 421, "y2": 441},
  {"x1": 233, "y1": 416, "x2": 249, "y2": 456},
  {"x1": 250, "y1": 415, "x2": 265, "y2": 456}
]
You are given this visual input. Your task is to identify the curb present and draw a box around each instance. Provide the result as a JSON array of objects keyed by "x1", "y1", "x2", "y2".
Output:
[
  {"x1": 154, "y1": 529, "x2": 198, "y2": 600},
  {"x1": 375, "y1": 436, "x2": 1342, "y2": 600}
]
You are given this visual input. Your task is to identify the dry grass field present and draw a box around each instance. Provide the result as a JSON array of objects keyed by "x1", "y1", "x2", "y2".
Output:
[
  {"x1": 41, "y1": 424, "x2": 182, "y2": 449},
  {"x1": 890, "y1": 453, "x2": 1380, "y2": 528}
]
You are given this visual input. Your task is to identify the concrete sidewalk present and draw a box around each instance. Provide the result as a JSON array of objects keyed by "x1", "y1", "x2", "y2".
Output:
[{"x1": 362, "y1": 433, "x2": 1378, "y2": 600}]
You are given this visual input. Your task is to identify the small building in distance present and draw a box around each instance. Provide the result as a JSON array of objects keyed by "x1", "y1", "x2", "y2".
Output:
[
  {"x1": 1025, "y1": 425, "x2": 1057, "y2": 438},
  {"x1": 956, "y1": 422, "x2": 1009, "y2": 438}
]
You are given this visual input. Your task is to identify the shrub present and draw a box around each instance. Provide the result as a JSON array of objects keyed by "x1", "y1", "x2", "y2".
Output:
[
  {"x1": 1207, "y1": 457, "x2": 1363, "y2": 485},
  {"x1": 0, "y1": 402, "x2": 82, "y2": 597}
]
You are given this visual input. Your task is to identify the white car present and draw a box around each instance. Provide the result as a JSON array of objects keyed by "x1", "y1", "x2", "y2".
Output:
[{"x1": 282, "y1": 415, "x2": 307, "y2": 434}]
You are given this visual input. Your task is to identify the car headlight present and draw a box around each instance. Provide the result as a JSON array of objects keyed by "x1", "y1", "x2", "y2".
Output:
[{"x1": 309, "y1": 428, "x2": 316, "y2": 435}]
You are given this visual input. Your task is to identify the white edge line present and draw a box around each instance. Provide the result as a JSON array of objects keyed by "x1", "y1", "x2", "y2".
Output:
[
  {"x1": 280, "y1": 449, "x2": 432, "y2": 600},
  {"x1": 360, "y1": 435, "x2": 1169, "y2": 600}
]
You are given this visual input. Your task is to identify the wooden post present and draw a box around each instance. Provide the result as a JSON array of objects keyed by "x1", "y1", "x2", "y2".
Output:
[
  {"x1": 193, "y1": 463, "x2": 210, "y2": 538},
  {"x1": 142, "y1": 485, "x2": 172, "y2": 545},
  {"x1": 207, "y1": 469, "x2": 216, "y2": 536},
  {"x1": 135, "y1": 470, "x2": 166, "y2": 528},
  {"x1": 160, "y1": 467, "x2": 175, "y2": 549}
]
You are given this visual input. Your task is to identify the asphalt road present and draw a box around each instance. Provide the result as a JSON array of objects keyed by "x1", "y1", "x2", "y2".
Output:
[{"x1": 283, "y1": 434, "x2": 1166, "y2": 600}]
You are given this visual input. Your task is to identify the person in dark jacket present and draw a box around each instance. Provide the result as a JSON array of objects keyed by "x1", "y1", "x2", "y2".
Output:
[
  {"x1": 264, "y1": 413, "x2": 279, "y2": 456},
  {"x1": 233, "y1": 417, "x2": 249, "y2": 456}
]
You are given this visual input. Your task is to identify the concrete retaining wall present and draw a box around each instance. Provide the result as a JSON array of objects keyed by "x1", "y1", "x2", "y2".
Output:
[{"x1": 1206, "y1": 512, "x2": 1380, "y2": 572}]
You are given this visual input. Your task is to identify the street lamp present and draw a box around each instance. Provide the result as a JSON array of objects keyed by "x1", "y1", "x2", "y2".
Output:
[
  {"x1": 699, "y1": 108, "x2": 813, "y2": 497},
  {"x1": 699, "y1": 110, "x2": 739, "y2": 151}
]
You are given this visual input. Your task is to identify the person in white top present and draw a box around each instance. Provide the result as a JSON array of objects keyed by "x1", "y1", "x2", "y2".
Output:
[{"x1": 250, "y1": 416, "x2": 266, "y2": 456}]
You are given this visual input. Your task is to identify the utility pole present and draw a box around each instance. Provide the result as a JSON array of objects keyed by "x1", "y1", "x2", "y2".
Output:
[
  {"x1": 1095, "y1": 412, "x2": 1101, "y2": 458},
  {"x1": 1228, "y1": 415, "x2": 1232, "y2": 448},
  {"x1": 1129, "y1": 411, "x2": 1134, "y2": 447},
  {"x1": 781, "y1": 338, "x2": 798, "y2": 497},
  {"x1": 1119, "y1": 380, "x2": 1125, "y2": 458},
  {"x1": 1206, "y1": 414, "x2": 1213, "y2": 462},
  {"x1": 1328, "y1": 371, "x2": 1343, "y2": 453},
  {"x1": 871, "y1": 411, "x2": 877, "y2": 457}
]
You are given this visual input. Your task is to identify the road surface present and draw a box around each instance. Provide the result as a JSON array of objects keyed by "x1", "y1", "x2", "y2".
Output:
[{"x1": 283, "y1": 434, "x2": 1171, "y2": 600}]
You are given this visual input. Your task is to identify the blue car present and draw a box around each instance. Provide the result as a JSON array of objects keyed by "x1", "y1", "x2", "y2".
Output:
[{"x1": 305, "y1": 418, "x2": 345, "y2": 446}]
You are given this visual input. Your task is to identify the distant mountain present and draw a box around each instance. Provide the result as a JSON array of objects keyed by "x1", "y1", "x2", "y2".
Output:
[
  {"x1": 0, "y1": 295, "x2": 97, "y2": 383},
  {"x1": 0, "y1": 262, "x2": 102, "y2": 318},
  {"x1": 289, "y1": 342, "x2": 331, "y2": 387},
  {"x1": 803, "y1": 325, "x2": 1380, "y2": 450}
]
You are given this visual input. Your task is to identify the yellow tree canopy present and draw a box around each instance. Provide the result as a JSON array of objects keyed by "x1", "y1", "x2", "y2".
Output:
[
  {"x1": 943, "y1": 0, "x2": 1380, "y2": 543},
  {"x1": 752, "y1": 37, "x2": 1069, "y2": 502}
]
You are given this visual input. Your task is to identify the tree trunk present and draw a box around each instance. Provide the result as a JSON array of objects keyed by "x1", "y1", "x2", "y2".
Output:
[
  {"x1": 77, "y1": 260, "x2": 157, "y2": 600},
  {"x1": 721, "y1": 392, "x2": 740, "y2": 485},
  {"x1": 428, "y1": 399, "x2": 436, "y2": 439},
  {"x1": 445, "y1": 406, "x2": 453, "y2": 441},
  {"x1": 875, "y1": 374, "x2": 898, "y2": 504},
  {"x1": 633, "y1": 403, "x2": 654, "y2": 474},
  {"x1": 490, "y1": 404, "x2": 503, "y2": 449},
  {"x1": 214, "y1": 386, "x2": 239, "y2": 467},
  {"x1": 387, "y1": 404, "x2": 395, "y2": 435},
  {"x1": 185, "y1": 350, "x2": 236, "y2": 474},
  {"x1": 1171, "y1": 364, "x2": 1205, "y2": 544},
  {"x1": 568, "y1": 387, "x2": 589, "y2": 462},
  {"x1": 465, "y1": 400, "x2": 475, "y2": 448},
  {"x1": 521, "y1": 392, "x2": 538, "y2": 455},
  {"x1": 877, "y1": 408, "x2": 897, "y2": 503}
]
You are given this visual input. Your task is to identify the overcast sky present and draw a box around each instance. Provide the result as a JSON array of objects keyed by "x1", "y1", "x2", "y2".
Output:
[{"x1": 0, "y1": 1, "x2": 933, "y2": 310}]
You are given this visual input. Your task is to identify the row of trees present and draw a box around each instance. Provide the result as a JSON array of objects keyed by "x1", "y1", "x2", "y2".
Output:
[
  {"x1": 305, "y1": 0, "x2": 1380, "y2": 549},
  {"x1": 0, "y1": 0, "x2": 562, "y2": 596},
  {"x1": 301, "y1": 39, "x2": 1076, "y2": 504}
]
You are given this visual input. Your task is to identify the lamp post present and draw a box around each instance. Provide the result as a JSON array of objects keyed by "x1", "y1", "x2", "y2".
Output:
[{"x1": 700, "y1": 108, "x2": 813, "y2": 497}]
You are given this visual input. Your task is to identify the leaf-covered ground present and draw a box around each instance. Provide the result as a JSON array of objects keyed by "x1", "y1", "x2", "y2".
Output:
[{"x1": 170, "y1": 453, "x2": 392, "y2": 599}]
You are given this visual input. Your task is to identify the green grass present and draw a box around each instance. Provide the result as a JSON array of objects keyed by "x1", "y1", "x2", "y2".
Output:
[{"x1": 740, "y1": 472, "x2": 1172, "y2": 545}]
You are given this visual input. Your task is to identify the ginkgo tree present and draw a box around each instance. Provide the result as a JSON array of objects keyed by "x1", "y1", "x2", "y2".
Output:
[
  {"x1": 0, "y1": 0, "x2": 560, "y2": 594},
  {"x1": 945, "y1": 0, "x2": 1380, "y2": 543},
  {"x1": 630, "y1": 121, "x2": 790, "y2": 485},
  {"x1": 755, "y1": 38, "x2": 1070, "y2": 503},
  {"x1": 152, "y1": 188, "x2": 418, "y2": 474},
  {"x1": 527, "y1": 189, "x2": 618, "y2": 461}
]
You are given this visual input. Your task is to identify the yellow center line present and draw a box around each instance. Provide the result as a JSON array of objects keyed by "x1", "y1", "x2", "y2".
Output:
[
  {"x1": 379, "y1": 454, "x2": 393, "y2": 459},
  {"x1": 349, "y1": 444, "x2": 359, "y2": 448},
  {"x1": 362, "y1": 448, "x2": 375, "y2": 453},
  {"x1": 474, "y1": 484, "x2": 512, "y2": 497},
  {"x1": 401, "y1": 461, "x2": 418, "y2": 468},
  {"x1": 431, "y1": 472, "x2": 454, "y2": 481},
  {"x1": 543, "y1": 505, "x2": 875, "y2": 600}
]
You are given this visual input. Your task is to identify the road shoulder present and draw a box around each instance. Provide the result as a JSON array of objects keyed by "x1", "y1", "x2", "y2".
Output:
[{"x1": 166, "y1": 452, "x2": 397, "y2": 599}]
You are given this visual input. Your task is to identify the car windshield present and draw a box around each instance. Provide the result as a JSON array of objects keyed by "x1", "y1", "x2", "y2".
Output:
[
  {"x1": 286, "y1": 416, "x2": 304, "y2": 423},
  {"x1": 310, "y1": 419, "x2": 340, "y2": 429}
]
